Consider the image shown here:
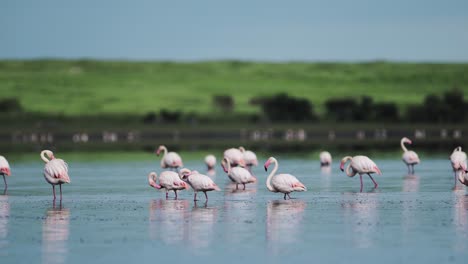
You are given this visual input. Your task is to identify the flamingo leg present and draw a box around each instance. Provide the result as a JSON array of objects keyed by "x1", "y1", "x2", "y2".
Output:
[
  {"x1": 194, "y1": 192, "x2": 198, "y2": 201},
  {"x1": 204, "y1": 191, "x2": 208, "y2": 200},
  {"x1": 407, "y1": 165, "x2": 411, "y2": 174},
  {"x1": 59, "y1": 184, "x2": 63, "y2": 201},
  {"x1": 174, "y1": 190, "x2": 178, "y2": 200},
  {"x1": 283, "y1": 193, "x2": 287, "y2": 200},
  {"x1": 368, "y1": 174, "x2": 378, "y2": 188},
  {"x1": 236, "y1": 184, "x2": 239, "y2": 190},
  {"x1": 287, "y1": 193, "x2": 292, "y2": 199},
  {"x1": 2, "y1": 175, "x2": 6, "y2": 191},
  {"x1": 243, "y1": 183, "x2": 246, "y2": 190},
  {"x1": 360, "y1": 175, "x2": 363, "y2": 192},
  {"x1": 165, "y1": 190, "x2": 169, "y2": 199},
  {"x1": 52, "y1": 185, "x2": 56, "y2": 200}
]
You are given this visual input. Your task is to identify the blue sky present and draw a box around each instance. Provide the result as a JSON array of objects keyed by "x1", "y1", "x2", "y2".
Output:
[{"x1": 1, "y1": 0, "x2": 467, "y2": 62}]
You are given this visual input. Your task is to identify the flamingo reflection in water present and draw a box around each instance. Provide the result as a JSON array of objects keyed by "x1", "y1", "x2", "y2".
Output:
[
  {"x1": 0, "y1": 195, "x2": 9, "y2": 256},
  {"x1": 453, "y1": 190, "x2": 468, "y2": 251},
  {"x1": 188, "y1": 201, "x2": 218, "y2": 252},
  {"x1": 148, "y1": 199, "x2": 189, "y2": 243},
  {"x1": 341, "y1": 193, "x2": 379, "y2": 248},
  {"x1": 42, "y1": 206, "x2": 70, "y2": 264},
  {"x1": 266, "y1": 200, "x2": 306, "y2": 254}
]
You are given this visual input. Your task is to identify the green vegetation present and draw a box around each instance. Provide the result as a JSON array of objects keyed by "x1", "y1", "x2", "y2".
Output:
[{"x1": 1, "y1": 60, "x2": 467, "y2": 116}]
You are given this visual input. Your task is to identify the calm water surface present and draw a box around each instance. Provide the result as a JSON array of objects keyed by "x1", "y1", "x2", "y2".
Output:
[{"x1": 1, "y1": 155, "x2": 467, "y2": 263}]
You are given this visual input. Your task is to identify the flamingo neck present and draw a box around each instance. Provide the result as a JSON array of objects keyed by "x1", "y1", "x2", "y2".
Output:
[
  {"x1": 224, "y1": 158, "x2": 232, "y2": 174},
  {"x1": 148, "y1": 172, "x2": 161, "y2": 189},
  {"x1": 401, "y1": 139, "x2": 408, "y2": 152},
  {"x1": 266, "y1": 158, "x2": 277, "y2": 192},
  {"x1": 342, "y1": 156, "x2": 356, "y2": 177},
  {"x1": 40, "y1": 150, "x2": 51, "y2": 163},
  {"x1": 159, "y1": 147, "x2": 167, "y2": 167}
]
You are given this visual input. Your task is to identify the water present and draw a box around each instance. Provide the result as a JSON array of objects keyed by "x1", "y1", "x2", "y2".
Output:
[{"x1": 1, "y1": 156, "x2": 468, "y2": 263}]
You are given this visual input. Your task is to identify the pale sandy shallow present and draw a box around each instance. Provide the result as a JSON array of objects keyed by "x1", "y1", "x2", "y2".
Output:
[{"x1": 1, "y1": 157, "x2": 467, "y2": 264}]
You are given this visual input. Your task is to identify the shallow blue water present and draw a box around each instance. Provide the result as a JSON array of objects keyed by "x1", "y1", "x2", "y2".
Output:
[{"x1": 1, "y1": 156, "x2": 467, "y2": 263}]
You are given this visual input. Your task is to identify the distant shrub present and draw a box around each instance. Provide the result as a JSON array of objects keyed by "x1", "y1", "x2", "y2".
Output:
[
  {"x1": 325, "y1": 98, "x2": 358, "y2": 121},
  {"x1": 213, "y1": 95, "x2": 234, "y2": 113},
  {"x1": 159, "y1": 109, "x2": 181, "y2": 123},
  {"x1": 325, "y1": 96, "x2": 399, "y2": 122},
  {"x1": 0, "y1": 98, "x2": 23, "y2": 113},
  {"x1": 142, "y1": 112, "x2": 157, "y2": 124},
  {"x1": 374, "y1": 102, "x2": 399, "y2": 122},
  {"x1": 260, "y1": 93, "x2": 317, "y2": 122}
]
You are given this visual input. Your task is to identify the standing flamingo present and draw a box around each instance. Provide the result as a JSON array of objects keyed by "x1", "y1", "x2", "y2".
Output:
[
  {"x1": 0, "y1": 156, "x2": 11, "y2": 191},
  {"x1": 156, "y1": 145, "x2": 183, "y2": 170},
  {"x1": 223, "y1": 148, "x2": 245, "y2": 167},
  {"x1": 264, "y1": 157, "x2": 307, "y2": 200},
  {"x1": 239, "y1": 147, "x2": 258, "y2": 172},
  {"x1": 450, "y1": 146, "x2": 467, "y2": 187},
  {"x1": 204, "y1": 154, "x2": 216, "y2": 170},
  {"x1": 179, "y1": 168, "x2": 220, "y2": 201},
  {"x1": 147, "y1": 171, "x2": 189, "y2": 199},
  {"x1": 319, "y1": 151, "x2": 332, "y2": 167},
  {"x1": 401, "y1": 137, "x2": 420, "y2": 174},
  {"x1": 340, "y1": 155, "x2": 381, "y2": 192},
  {"x1": 40, "y1": 150, "x2": 71, "y2": 201},
  {"x1": 221, "y1": 157, "x2": 256, "y2": 190}
]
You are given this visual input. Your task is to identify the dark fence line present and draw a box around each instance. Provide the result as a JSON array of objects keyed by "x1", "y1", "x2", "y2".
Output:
[{"x1": 0, "y1": 127, "x2": 465, "y2": 152}]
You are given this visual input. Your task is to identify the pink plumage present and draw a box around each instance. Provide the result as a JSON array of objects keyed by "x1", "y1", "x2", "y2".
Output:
[
  {"x1": 180, "y1": 169, "x2": 220, "y2": 201},
  {"x1": 148, "y1": 171, "x2": 188, "y2": 199},
  {"x1": 224, "y1": 148, "x2": 245, "y2": 167},
  {"x1": 156, "y1": 145, "x2": 183, "y2": 170},
  {"x1": 222, "y1": 157, "x2": 256, "y2": 190},
  {"x1": 0, "y1": 155, "x2": 11, "y2": 191},
  {"x1": 41, "y1": 150, "x2": 71, "y2": 201},
  {"x1": 450, "y1": 146, "x2": 467, "y2": 187},
  {"x1": 340, "y1": 155, "x2": 381, "y2": 192},
  {"x1": 401, "y1": 137, "x2": 420, "y2": 174},
  {"x1": 264, "y1": 157, "x2": 307, "y2": 200}
]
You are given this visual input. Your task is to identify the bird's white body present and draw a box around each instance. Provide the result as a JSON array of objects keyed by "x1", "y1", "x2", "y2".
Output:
[
  {"x1": 224, "y1": 148, "x2": 245, "y2": 167},
  {"x1": 204, "y1": 154, "x2": 216, "y2": 170},
  {"x1": 340, "y1": 155, "x2": 381, "y2": 192},
  {"x1": 239, "y1": 147, "x2": 258, "y2": 167},
  {"x1": 264, "y1": 157, "x2": 306, "y2": 199},
  {"x1": 180, "y1": 169, "x2": 220, "y2": 201},
  {"x1": 450, "y1": 147, "x2": 467, "y2": 187},
  {"x1": 0, "y1": 156, "x2": 11, "y2": 176},
  {"x1": 222, "y1": 157, "x2": 256, "y2": 189},
  {"x1": 157, "y1": 145, "x2": 183, "y2": 169},
  {"x1": 148, "y1": 171, "x2": 188, "y2": 198},
  {"x1": 41, "y1": 150, "x2": 71, "y2": 200},
  {"x1": 401, "y1": 137, "x2": 420, "y2": 174},
  {"x1": 319, "y1": 151, "x2": 332, "y2": 167}
]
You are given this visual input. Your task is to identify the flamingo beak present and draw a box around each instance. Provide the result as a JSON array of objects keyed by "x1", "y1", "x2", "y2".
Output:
[
  {"x1": 264, "y1": 160, "x2": 270, "y2": 171},
  {"x1": 340, "y1": 162, "x2": 344, "y2": 172},
  {"x1": 408, "y1": 140, "x2": 412, "y2": 144},
  {"x1": 156, "y1": 149, "x2": 161, "y2": 156}
]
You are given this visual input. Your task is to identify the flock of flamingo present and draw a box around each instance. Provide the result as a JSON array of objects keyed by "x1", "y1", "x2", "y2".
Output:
[{"x1": 0, "y1": 137, "x2": 467, "y2": 201}]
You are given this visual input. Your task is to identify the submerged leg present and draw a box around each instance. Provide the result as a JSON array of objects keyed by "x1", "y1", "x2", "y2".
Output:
[
  {"x1": 59, "y1": 184, "x2": 63, "y2": 201},
  {"x1": 204, "y1": 191, "x2": 208, "y2": 200},
  {"x1": 368, "y1": 174, "x2": 378, "y2": 188},
  {"x1": 243, "y1": 183, "x2": 246, "y2": 190},
  {"x1": 407, "y1": 165, "x2": 411, "y2": 174},
  {"x1": 52, "y1": 185, "x2": 56, "y2": 200},
  {"x1": 360, "y1": 175, "x2": 363, "y2": 192},
  {"x1": 174, "y1": 190, "x2": 178, "y2": 200},
  {"x1": 165, "y1": 191, "x2": 169, "y2": 199},
  {"x1": 287, "y1": 193, "x2": 292, "y2": 199},
  {"x1": 2, "y1": 175, "x2": 6, "y2": 192},
  {"x1": 236, "y1": 184, "x2": 239, "y2": 190},
  {"x1": 194, "y1": 192, "x2": 198, "y2": 201},
  {"x1": 283, "y1": 193, "x2": 287, "y2": 200}
]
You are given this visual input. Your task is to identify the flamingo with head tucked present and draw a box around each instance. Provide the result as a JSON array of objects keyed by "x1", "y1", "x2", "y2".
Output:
[
  {"x1": 156, "y1": 145, "x2": 183, "y2": 170},
  {"x1": 147, "y1": 171, "x2": 189, "y2": 199},
  {"x1": 204, "y1": 154, "x2": 216, "y2": 170},
  {"x1": 264, "y1": 157, "x2": 307, "y2": 200},
  {"x1": 40, "y1": 150, "x2": 71, "y2": 201},
  {"x1": 221, "y1": 157, "x2": 256, "y2": 190},
  {"x1": 340, "y1": 155, "x2": 381, "y2": 192},
  {"x1": 450, "y1": 146, "x2": 467, "y2": 187},
  {"x1": 0, "y1": 155, "x2": 11, "y2": 191},
  {"x1": 319, "y1": 151, "x2": 332, "y2": 167},
  {"x1": 401, "y1": 137, "x2": 420, "y2": 174},
  {"x1": 239, "y1": 147, "x2": 258, "y2": 172},
  {"x1": 179, "y1": 168, "x2": 220, "y2": 201},
  {"x1": 223, "y1": 148, "x2": 245, "y2": 167}
]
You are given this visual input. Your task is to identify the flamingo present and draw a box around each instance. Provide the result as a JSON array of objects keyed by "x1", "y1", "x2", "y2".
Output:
[
  {"x1": 204, "y1": 154, "x2": 216, "y2": 170},
  {"x1": 450, "y1": 146, "x2": 467, "y2": 187},
  {"x1": 179, "y1": 168, "x2": 220, "y2": 201},
  {"x1": 319, "y1": 151, "x2": 332, "y2": 167},
  {"x1": 264, "y1": 157, "x2": 307, "y2": 200},
  {"x1": 340, "y1": 155, "x2": 381, "y2": 192},
  {"x1": 156, "y1": 145, "x2": 183, "y2": 170},
  {"x1": 458, "y1": 171, "x2": 468, "y2": 187},
  {"x1": 147, "y1": 171, "x2": 189, "y2": 199},
  {"x1": 40, "y1": 150, "x2": 71, "y2": 201},
  {"x1": 223, "y1": 148, "x2": 245, "y2": 167},
  {"x1": 0, "y1": 155, "x2": 11, "y2": 191},
  {"x1": 239, "y1": 146, "x2": 258, "y2": 172},
  {"x1": 221, "y1": 157, "x2": 256, "y2": 190},
  {"x1": 401, "y1": 137, "x2": 420, "y2": 174}
]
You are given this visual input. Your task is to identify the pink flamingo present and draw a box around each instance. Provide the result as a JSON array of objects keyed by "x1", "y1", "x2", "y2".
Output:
[
  {"x1": 156, "y1": 145, "x2": 183, "y2": 170},
  {"x1": 40, "y1": 150, "x2": 71, "y2": 201},
  {"x1": 340, "y1": 155, "x2": 381, "y2": 192},
  {"x1": 264, "y1": 157, "x2": 307, "y2": 200},
  {"x1": 0, "y1": 155, "x2": 11, "y2": 191},
  {"x1": 147, "y1": 171, "x2": 189, "y2": 199},
  {"x1": 179, "y1": 168, "x2": 220, "y2": 201},
  {"x1": 221, "y1": 157, "x2": 256, "y2": 190},
  {"x1": 450, "y1": 146, "x2": 467, "y2": 187},
  {"x1": 401, "y1": 137, "x2": 420, "y2": 174},
  {"x1": 239, "y1": 146, "x2": 258, "y2": 172},
  {"x1": 223, "y1": 148, "x2": 245, "y2": 167},
  {"x1": 204, "y1": 154, "x2": 216, "y2": 170},
  {"x1": 319, "y1": 151, "x2": 332, "y2": 167}
]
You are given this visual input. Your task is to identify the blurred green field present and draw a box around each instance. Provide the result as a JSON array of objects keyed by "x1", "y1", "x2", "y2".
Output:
[{"x1": 1, "y1": 60, "x2": 467, "y2": 116}]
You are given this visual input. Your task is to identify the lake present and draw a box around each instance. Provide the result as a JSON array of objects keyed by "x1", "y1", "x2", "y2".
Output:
[{"x1": 1, "y1": 153, "x2": 467, "y2": 263}]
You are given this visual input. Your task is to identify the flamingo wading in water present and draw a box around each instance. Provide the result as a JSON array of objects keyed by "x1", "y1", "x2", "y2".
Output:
[
  {"x1": 156, "y1": 145, "x2": 183, "y2": 170},
  {"x1": 40, "y1": 150, "x2": 71, "y2": 200},
  {"x1": 204, "y1": 154, "x2": 216, "y2": 170},
  {"x1": 147, "y1": 171, "x2": 189, "y2": 199},
  {"x1": 0, "y1": 155, "x2": 11, "y2": 191},
  {"x1": 239, "y1": 146, "x2": 258, "y2": 173},
  {"x1": 401, "y1": 137, "x2": 420, "y2": 174},
  {"x1": 450, "y1": 146, "x2": 467, "y2": 187},
  {"x1": 340, "y1": 155, "x2": 382, "y2": 192},
  {"x1": 179, "y1": 168, "x2": 220, "y2": 201},
  {"x1": 222, "y1": 157, "x2": 256, "y2": 190},
  {"x1": 264, "y1": 157, "x2": 307, "y2": 200},
  {"x1": 319, "y1": 151, "x2": 332, "y2": 167},
  {"x1": 223, "y1": 148, "x2": 245, "y2": 167}
]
